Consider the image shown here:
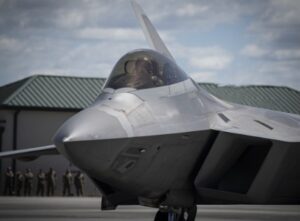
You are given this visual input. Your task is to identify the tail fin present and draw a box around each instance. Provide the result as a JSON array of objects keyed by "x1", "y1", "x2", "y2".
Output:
[{"x1": 131, "y1": 1, "x2": 175, "y2": 61}]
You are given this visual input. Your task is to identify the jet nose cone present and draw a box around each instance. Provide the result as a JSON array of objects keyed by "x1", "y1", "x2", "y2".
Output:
[{"x1": 53, "y1": 108, "x2": 127, "y2": 156}]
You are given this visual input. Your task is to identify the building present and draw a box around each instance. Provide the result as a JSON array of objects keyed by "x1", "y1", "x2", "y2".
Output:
[
  {"x1": 0, "y1": 75, "x2": 105, "y2": 196},
  {"x1": 0, "y1": 75, "x2": 300, "y2": 195}
]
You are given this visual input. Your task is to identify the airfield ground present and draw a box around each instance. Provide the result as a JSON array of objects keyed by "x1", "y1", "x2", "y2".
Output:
[{"x1": 0, "y1": 197, "x2": 299, "y2": 220}]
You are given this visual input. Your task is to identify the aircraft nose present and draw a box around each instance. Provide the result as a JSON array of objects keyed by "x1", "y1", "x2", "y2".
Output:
[{"x1": 53, "y1": 108, "x2": 127, "y2": 156}]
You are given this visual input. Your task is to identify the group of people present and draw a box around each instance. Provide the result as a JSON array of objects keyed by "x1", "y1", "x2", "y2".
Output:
[{"x1": 3, "y1": 167, "x2": 84, "y2": 197}]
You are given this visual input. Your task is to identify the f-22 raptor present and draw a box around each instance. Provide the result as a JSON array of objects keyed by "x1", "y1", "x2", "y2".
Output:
[{"x1": 1, "y1": 1, "x2": 300, "y2": 221}]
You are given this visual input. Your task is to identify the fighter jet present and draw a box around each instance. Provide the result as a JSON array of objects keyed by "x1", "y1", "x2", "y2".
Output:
[{"x1": 1, "y1": 1, "x2": 300, "y2": 221}]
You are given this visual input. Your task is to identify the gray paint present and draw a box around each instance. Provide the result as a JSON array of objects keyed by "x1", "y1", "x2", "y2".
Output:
[{"x1": 0, "y1": 2, "x2": 300, "y2": 221}]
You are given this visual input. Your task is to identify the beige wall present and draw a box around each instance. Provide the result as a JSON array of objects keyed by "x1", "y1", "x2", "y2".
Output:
[{"x1": 0, "y1": 109, "x2": 100, "y2": 196}]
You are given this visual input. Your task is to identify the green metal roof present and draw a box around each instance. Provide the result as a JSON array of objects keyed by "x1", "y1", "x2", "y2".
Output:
[
  {"x1": 200, "y1": 83, "x2": 300, "y2": 115},
  {"x1": 0, "y1": 75, "x2": 105, "y2": 110},
  {"x1": 0, "y1": 75, "x2": 299, "y2": 115}
]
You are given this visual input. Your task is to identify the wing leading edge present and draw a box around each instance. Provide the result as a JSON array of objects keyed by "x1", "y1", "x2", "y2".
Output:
[
  {"x1": 209, "y1": 104, "x2": 300, "y2": 143},
  {"x1": 0, "y1": 145, "x2": 58, "y2": 161}
]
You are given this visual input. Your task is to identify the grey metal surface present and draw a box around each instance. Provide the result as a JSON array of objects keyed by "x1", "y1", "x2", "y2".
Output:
[{"x1": 0, "y1": 0, "x2": 300, "y2": 216}]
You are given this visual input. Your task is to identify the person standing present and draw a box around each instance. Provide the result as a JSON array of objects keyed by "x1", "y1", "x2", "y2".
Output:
[
  {"x1": 46, "y1": 168, "x2": 56, "y2": 196},
  {"x1": 74, "y1": 171, "x2": 84, "y2": 196},
  {"x1": 24, "y1": 169, "x2": 34, "y2": 196},
  {"x1": 62, "y1": 169, "x2": 73, "y2": 196},
  {"x1": 36, "y1": 169, "x2": 46, "y2": 196},
  {"x1": 15, "y1": 171, "x2": 24, "y2": 196},
  {"x1": 3, "y1": 167, "x2": 14, "y2": 196}
]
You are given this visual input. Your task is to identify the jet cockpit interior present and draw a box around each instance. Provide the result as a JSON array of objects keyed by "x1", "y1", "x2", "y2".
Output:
[{"x1": 104, "y1": 49, "x2": 188, "y2": 90}]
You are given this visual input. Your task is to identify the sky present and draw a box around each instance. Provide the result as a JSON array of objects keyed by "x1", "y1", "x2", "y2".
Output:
[{"x1": 0, "y1": 0, "x2": 299, "y2": 90}]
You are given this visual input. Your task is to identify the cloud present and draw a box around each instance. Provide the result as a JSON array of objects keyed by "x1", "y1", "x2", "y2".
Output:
[
  {"x1": 241, "y1": 44, "x2": 300, "y2": 61},
  {"x1": 261, "y1": 0, "x2": 300, "y2": 26},
  {"x1": 248, "y1": 0, "x2": 300, "y2": 49},
  {"x1": 273, "y1": 49, "x2": 300, "y2": 60},
  {"x1": 241, "y1": 44, "x2": 268, "y2": 58},
  {"x1": 189, "y1": 54, "x2": 232, "y2": 70},
  {"x1": 238, "y1": 0, "x2": 300, "y2": 90},
  {"x1": 0, "y1": 0, "x2": 299, "y2": 91},
  {"x1": 172, "y1": 44, "x2": 233, "y2": 71},
  {"x1": 256, "y1": 61, "x2": 300, "y2": 89},
  {"x1": 56, "y1": 9, "x2": 84, "y2": 29},
  {"x1": 190, "y1": 72, "x2": 217, "y2": 82},
  {"x1": 77, "y1": 27, "x2": 143, "y2": 41},
  {"x1": 0, "y1": 36, "x2": 23, "y2": 51},
  {"x1": 176, "y1": 4, "x2": 209, "y2": 17}
]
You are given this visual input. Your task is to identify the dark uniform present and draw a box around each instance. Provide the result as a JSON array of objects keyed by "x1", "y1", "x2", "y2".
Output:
[
  {"x1": 16, "y1": 171, "x2": 24, "y2": 196},
  {"x1": 62, "y1": 169, "x2": 73, "y2": 196},
  {"x1": 24, "y1": 169, "x2": 34, "y2": 196},
  {"x1": 46, "y1": 168, "x2": 56, "y2": 196},
  {"x1": 36, "y1": 169, "x2": 46, "y2": 196},
  {"x1": 3, "y1": 167, "x2": 14, "y2": 196},
  {"x1": 74, "y1": 171, "x2": 84, "y2": 196}
]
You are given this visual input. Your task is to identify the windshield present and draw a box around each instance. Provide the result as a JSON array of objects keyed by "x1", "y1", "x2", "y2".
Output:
[{"x1": 105, "y1": 49, "x2": 188, "y2": 90}]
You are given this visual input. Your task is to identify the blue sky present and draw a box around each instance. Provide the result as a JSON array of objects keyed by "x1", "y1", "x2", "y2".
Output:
[{"x1": 0, "y1": 0, "x2": 299, "y2": 90}]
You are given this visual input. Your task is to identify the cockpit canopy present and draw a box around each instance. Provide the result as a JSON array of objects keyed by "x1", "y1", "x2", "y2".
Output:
[{"x1": 105, "y1": 49, "x2": 188, "y2": 90}]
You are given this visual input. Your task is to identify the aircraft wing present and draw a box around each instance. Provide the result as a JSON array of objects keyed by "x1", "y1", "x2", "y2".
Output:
[
  {"x1": 130, "y1": 0, "x2": 300, "y2": 143},
  {"x1": 0, "y1": 145, "x2": 58, "y2": 161},
  {"x1": 195, "y1": 105, "x2": 300, "y2": 204},
  {"x1": 209, "y1": 104, "x2": 300, "y2": 143}
]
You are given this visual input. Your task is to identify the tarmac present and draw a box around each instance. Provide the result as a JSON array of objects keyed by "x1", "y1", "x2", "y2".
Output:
[{"x1": 0, "y1": 197, "x2": 300, "y2": 221}]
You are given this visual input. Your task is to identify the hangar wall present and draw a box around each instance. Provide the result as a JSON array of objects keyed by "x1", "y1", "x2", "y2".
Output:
[{"x1": 0, "y1": 109, "x2": 100, "y2": 196}]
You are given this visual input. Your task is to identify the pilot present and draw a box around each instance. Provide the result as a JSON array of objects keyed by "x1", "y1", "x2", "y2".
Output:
[
  {"x1": 3, "y1": 167, "x2": 14, "y2": 196},
  {"x1": 15, "y1": 171, "x2": 24, "y2": 196},
  {"x1": 74, "y1": 171, "x2": 84, "y2": 196},
  {"x1": 62, "y1": 169, "x2": 73, "y2": 196},
  {"x1": 24, "y1": 168, "x2": 34, "y2": 196},
  {"x1": 36, "y1": 169, "x2": 46, "y2": 196},
  {"x1": 137, "y1": 58, "x2": 155, "y2": 88},
  {"x1": 126, "y1": 57, "x2": 156, "y2": 89},
  {"x1": 46, "y1": 168, "x2": 56, "y2": 196},
  {"x1": 108, "y1": 55, "x2": 165, "y2": 89}
]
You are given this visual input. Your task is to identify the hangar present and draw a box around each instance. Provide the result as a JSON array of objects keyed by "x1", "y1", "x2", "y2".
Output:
[{"x1": 0, "y1": 74, "x2": 299, "y2": 195}]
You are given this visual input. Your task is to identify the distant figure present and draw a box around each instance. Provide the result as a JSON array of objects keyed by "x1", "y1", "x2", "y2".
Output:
[
  {"x1": 3, "y1": 167, "x2": 14, "y2": 196},
  {"x1": 62, "y1": 169, "x2": 73, "y2": 196},
  {"x1": 74, "y1": 171, "x2": 84, "y2": 196},
  {"x1": 24, "y1": 169, "x2": 34, "y2": 196},
  {"x1": 36, "y1": 169, "x2": 46, "y2": 196},
  {"x1": 15, "y1": 171, "x2": 24, "y2": 196},
  {"x1": 46, "y1": 168, "x2": 56, "y2": 196}
]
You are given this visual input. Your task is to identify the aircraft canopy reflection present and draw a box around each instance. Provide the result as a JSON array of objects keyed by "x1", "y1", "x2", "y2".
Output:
[{"x1": 105, "y1": 50, "x2": 188, "y2": 90}]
